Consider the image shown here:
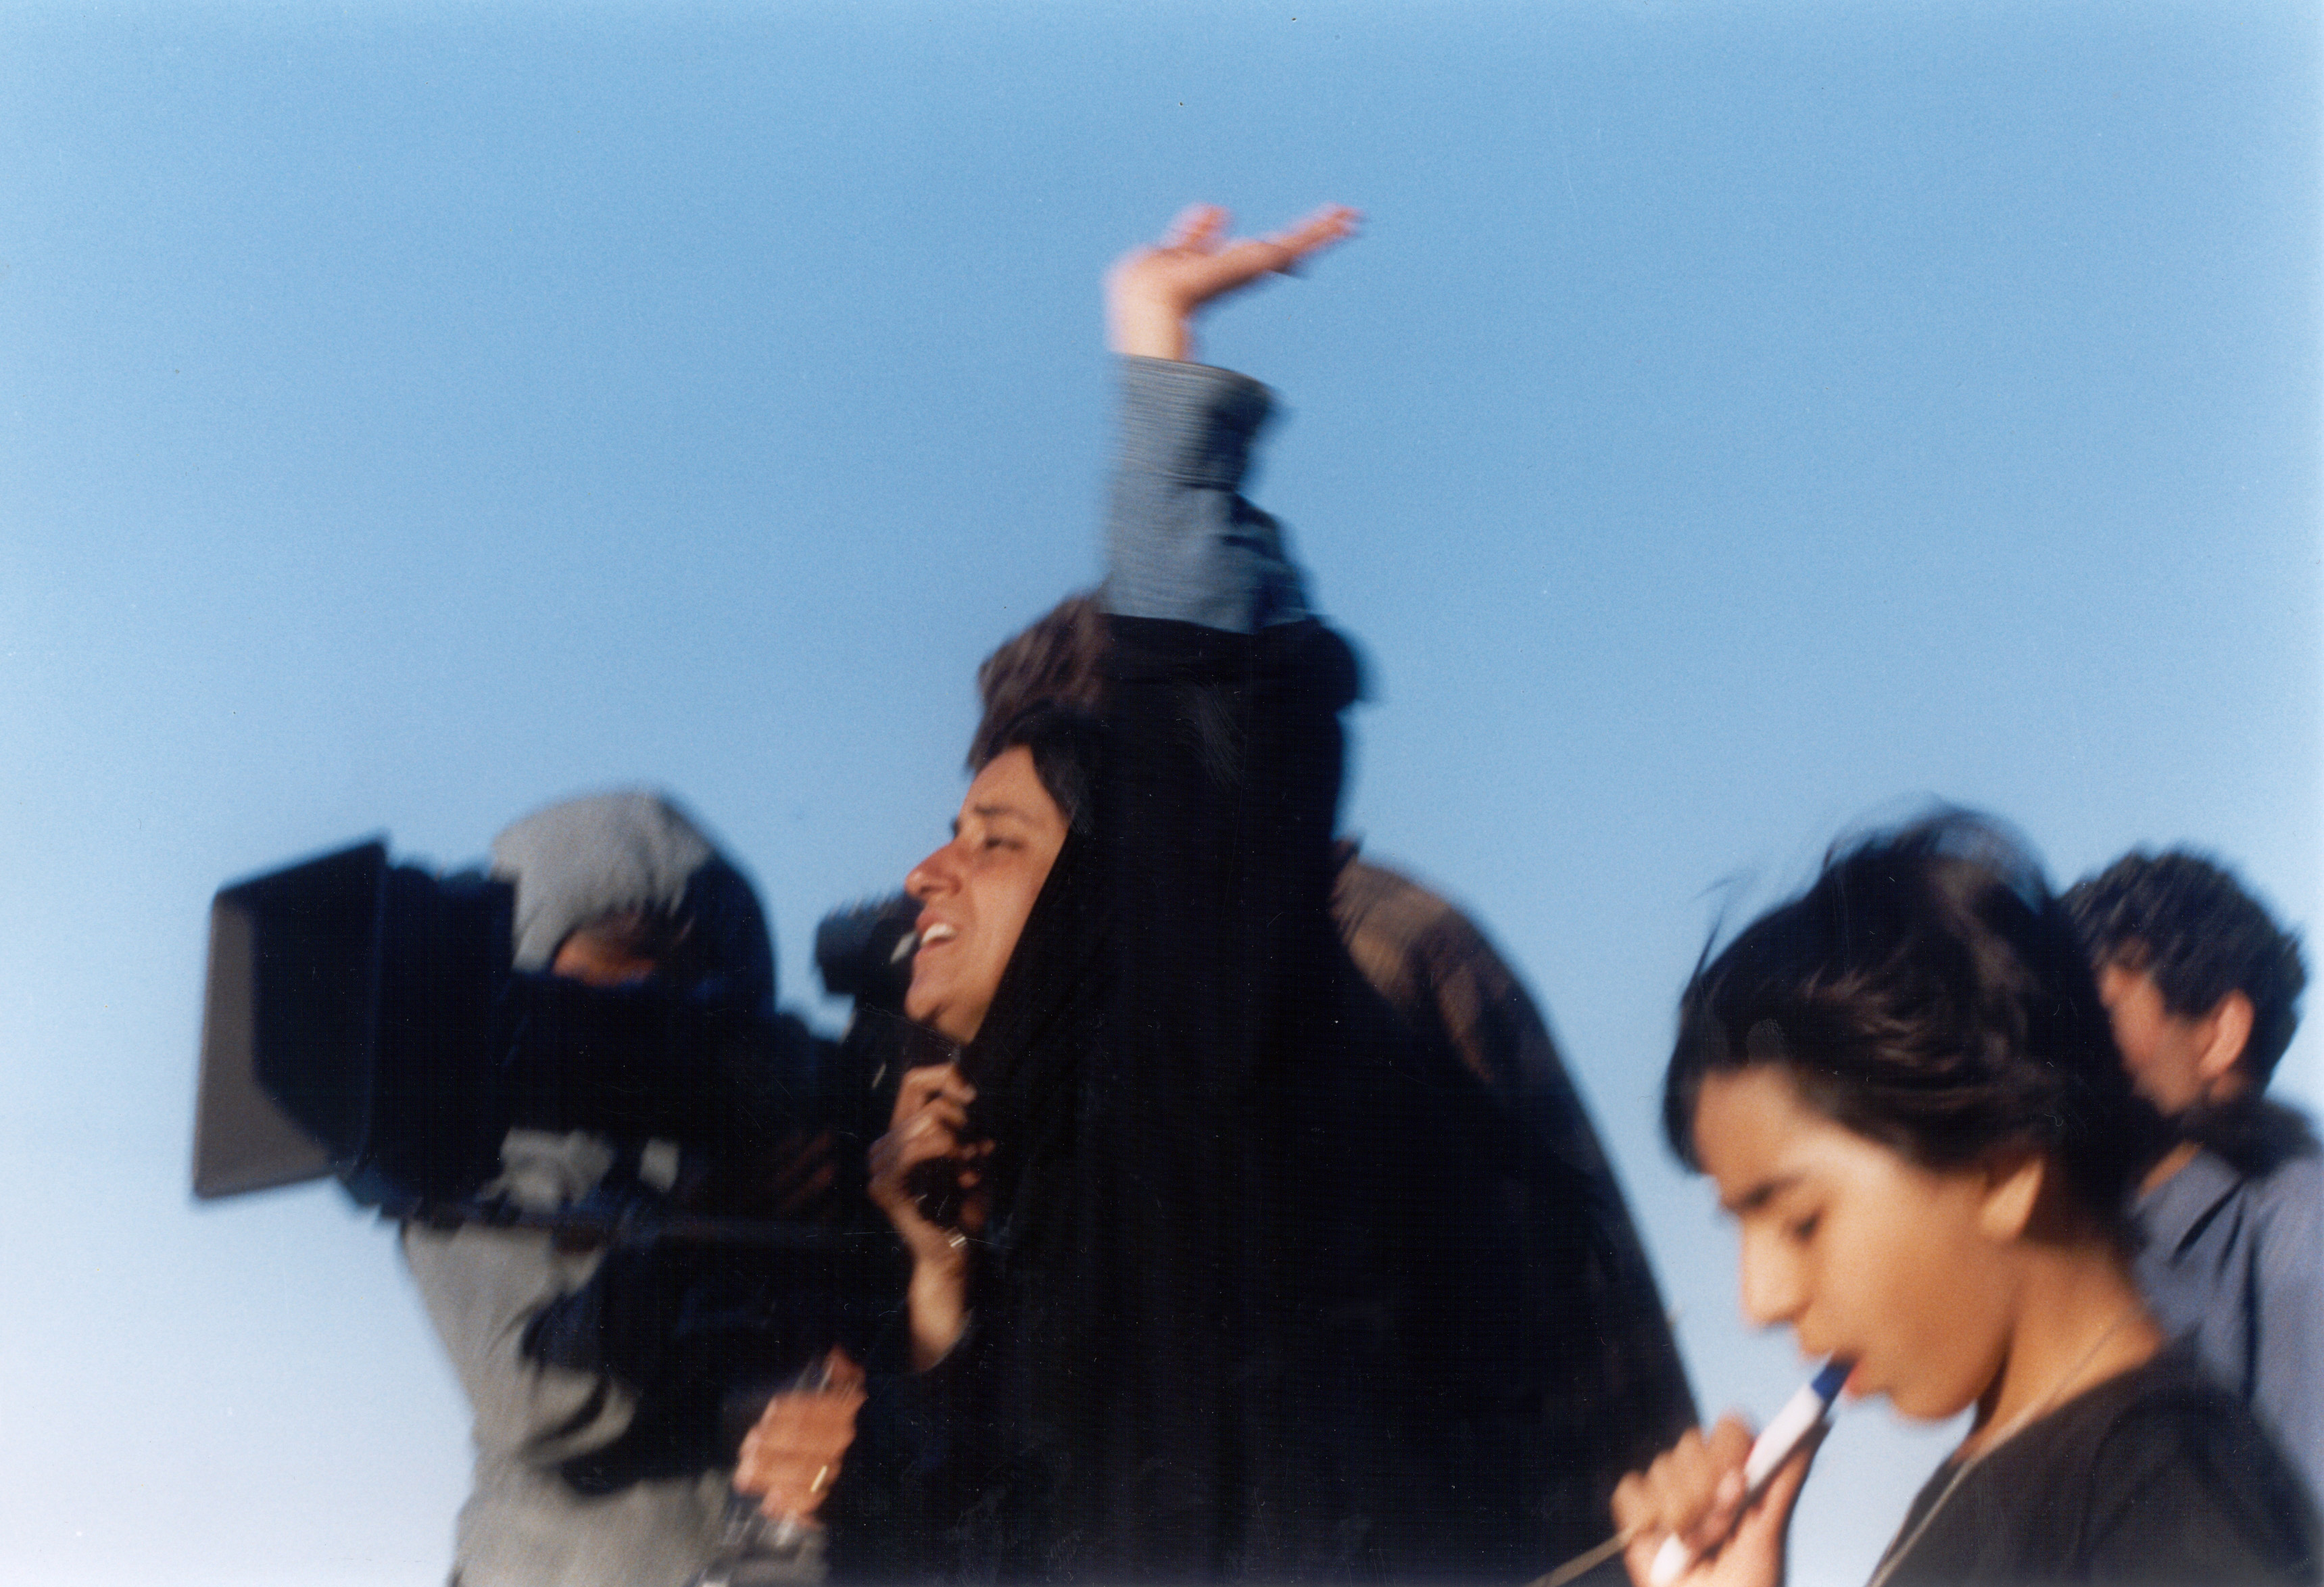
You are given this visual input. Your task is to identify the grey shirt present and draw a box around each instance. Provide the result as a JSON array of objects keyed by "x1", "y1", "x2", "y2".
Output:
[
  {"x1": 2136, "y1": 1144, "x2": 2323, "y2": 1507},
  {"x1": 1102, "y1": 356, "x2": 1309, "y2": 632},
  {"x1": 404, "y1": 1132, "x2": 733, "y2": 1587}
]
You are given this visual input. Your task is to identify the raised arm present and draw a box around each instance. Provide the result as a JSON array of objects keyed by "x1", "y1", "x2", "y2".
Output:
[{"x1": 1100, "y1": 205, "x2": 1357, "y2": 634}]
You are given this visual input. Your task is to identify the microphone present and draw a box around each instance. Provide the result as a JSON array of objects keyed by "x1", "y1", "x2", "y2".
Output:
[{"x1": 1647, "y1": 1359, "x2": 1850, "y2": 1585}]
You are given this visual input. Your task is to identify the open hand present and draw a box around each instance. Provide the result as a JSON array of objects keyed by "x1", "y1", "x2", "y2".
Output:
[{"x1": 1106, "y1": 203, "x2": 1360, "y2": 361}]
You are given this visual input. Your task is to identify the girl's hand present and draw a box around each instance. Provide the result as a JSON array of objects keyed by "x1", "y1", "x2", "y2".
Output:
[
  {"x1": 1106, "y1": 203, "x2": 1359, "y2": 362},
  {"x1": 1612, "y1": 1415, "x2": 1820, "y2": 1587}
]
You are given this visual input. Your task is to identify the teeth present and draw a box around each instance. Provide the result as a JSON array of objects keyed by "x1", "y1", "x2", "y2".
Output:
[{"x1": 921, "y1": 923, "x2": 958, "y2": 947}]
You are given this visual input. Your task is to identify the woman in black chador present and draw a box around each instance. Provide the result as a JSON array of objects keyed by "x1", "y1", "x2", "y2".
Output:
[{"x1": 747, "y1": 207, "x2": 1654, "y2": 1584}]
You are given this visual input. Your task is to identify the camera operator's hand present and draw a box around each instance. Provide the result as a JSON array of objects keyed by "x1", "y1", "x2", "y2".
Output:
[
  {"x1": 869, "y1": 1062, "x2": 986, "y2": 1368},
  {"x1": 733, "y1": 1347, "x2": 868, "y2": 1526},
  {"x1": 766, "y1": 1127, "x2": 840, "y2": 1219}
]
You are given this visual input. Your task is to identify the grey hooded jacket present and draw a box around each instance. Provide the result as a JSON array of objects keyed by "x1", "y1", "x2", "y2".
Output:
[{"x1": 402, "y1": 791, "x2": 775, "y2": 1587}]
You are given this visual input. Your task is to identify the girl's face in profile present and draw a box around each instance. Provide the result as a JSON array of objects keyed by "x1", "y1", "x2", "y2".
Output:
[{"x1": 1692, "y1": 1065, "x2": 2028, "y2": 1423}]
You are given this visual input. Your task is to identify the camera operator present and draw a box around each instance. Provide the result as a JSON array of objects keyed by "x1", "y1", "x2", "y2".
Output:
[{"x1": 403, "y1": 790, "x2": 843, "y2": 1587}]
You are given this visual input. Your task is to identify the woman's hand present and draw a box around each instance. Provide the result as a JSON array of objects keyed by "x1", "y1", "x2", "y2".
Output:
[
  {"x1": 1611, "y1": 1415, "x2": 1819, "y2": 1587},
  {"x1": 869, "y1": 1062, "x2": 989, "y2": 1255},
  {"x1": 868, "y1": 1062, "x2": 987, "y2": 1367},
  {"x1": 733, "y1": 1347, "x2": 868, "y2": 1525},
  {"x1": 1105, "y1": 203, "x2": 1359, "y2": 362}
]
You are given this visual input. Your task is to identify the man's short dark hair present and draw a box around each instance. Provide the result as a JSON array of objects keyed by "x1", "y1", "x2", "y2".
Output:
[
  {"x1": 970, "y1": 591, "x2": 1108, "y2": 834},
  {"x1": 2063, "y1": 850, "x2": 2307, "y2": 1090},
  {"x1": 1666, "y1": 812, "x2": 2168, "y2": 1240}
]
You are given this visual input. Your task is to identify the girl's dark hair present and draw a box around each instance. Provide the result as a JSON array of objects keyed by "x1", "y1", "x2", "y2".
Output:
[{"x1": 1665, "y1": 812, "x2": 2169, "y2": 1237}]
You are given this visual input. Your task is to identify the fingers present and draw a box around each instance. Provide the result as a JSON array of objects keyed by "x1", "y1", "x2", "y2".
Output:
[
  {"x1": 816, "y1": 1345, "x2": 867, "y2": 1392},
  {"x1": 1703, "y1": 1413, "x2": 1754, "y2": 1479},
  {"x1": 869, "y1": 1093, "x2": 990, "y2": 1240},
  {"x1": 733, "y1": 1365, "x2": 870, "y2": 1521},
  {"x1": 1171, "y1": 205, "x2": 1360, "y2": 297},
  {"x1": 1155, "y1": 203, "x2": 1356, "y2": 272},
  {"x1": 1106, "y1": 202, "x2": 1359, "y2": 359},
  {"x1": 1612, "y1": 1416, "x2": 1758, "y2": 1581},
  {"x1": 891, "y1": 1096, "x2": 972, "y2": 1141},
  {"x1": 1727, "y1": 1423, "x2": 1824, "y2": 1554},
  {"x1": 1262, "y1": 203, "x2": 1361, "y2": 271},
  {"x1": 890, "y1": 1061, "x2": 973, "y2": 1128},
  {"x1": 877, "y1": 1064, "x2": 979, "y2": 1187},
  {"x1": 1161, "y1": 203, "x2": 1230, "y2": 251},
  {"x1": 875, "y1": 1098, "x2": 981, "y2": 1173}
]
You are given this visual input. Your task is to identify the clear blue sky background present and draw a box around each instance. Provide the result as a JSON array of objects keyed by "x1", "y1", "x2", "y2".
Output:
[{"x1": 2, "y1": 4, "x2": 2315, "y2": 1583}]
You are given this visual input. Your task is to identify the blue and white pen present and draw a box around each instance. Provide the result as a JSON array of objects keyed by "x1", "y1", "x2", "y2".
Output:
[{"x1": 1646, "y1": 1359, "x2": 1851, "y2": 1586}]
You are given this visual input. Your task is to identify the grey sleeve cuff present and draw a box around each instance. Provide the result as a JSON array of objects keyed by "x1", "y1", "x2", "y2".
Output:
[
  {"x1": 1102, "y1": 356, "x2": 1310, "y2": 633},
  {"x1": 1115, "y1": 356, "x2": 1273, "y2": 485}
]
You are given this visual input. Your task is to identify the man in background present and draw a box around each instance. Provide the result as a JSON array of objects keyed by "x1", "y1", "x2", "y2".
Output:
[{"x1": 2065, "y1": 848, "x2": 2319, "y2": 1504}]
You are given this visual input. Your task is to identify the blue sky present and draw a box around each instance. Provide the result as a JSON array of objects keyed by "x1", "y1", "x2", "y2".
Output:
[{"x1": 2, "y1": 4, "x2": 2315, "y2": 1583}]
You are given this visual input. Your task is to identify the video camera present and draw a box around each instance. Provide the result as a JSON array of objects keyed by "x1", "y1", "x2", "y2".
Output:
[
  {"x1": 191, "y1": 838, "x2": 869, "y2": 1234},
  {"x1": 191, "y1": 838, "x2": 949, "y2": 1507}
]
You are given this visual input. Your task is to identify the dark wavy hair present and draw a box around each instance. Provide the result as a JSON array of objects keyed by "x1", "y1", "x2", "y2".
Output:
[
  {"x1": 969, "y1": 592, "x2": 1107, "y2": 773},
  {"x1": 970, "y1": 592, "x2": 1109, "y2": 835},
  {"x1": 2063, "y1": 849, "x2": 2306, "y2": 1090},
  {"x1": 1665, "y1": 812, "x2": 2170, "y2": 1238},
  {"x1": 976, "y1": 699, "x2": 1104, "y2": 837}
]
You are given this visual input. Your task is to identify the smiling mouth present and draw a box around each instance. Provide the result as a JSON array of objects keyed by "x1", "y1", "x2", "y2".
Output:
[{"x1": 918, "y1": 922, "x2": 959, "y2": 950}]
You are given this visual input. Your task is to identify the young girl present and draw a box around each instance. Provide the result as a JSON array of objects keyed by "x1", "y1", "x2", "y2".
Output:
[{"x1": 1616, "y1": 814, "x2": 2319, "y2": 1586}]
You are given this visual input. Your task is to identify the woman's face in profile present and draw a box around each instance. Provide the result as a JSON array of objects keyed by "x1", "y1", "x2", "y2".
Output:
[{"x1": 901, "y1": 746, "x2": 1068, "y2": 1045}]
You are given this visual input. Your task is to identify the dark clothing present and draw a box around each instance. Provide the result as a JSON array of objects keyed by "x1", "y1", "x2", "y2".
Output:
[
  {"x1": 1330, "y1": 849, "x2": 1697, "y2": 1543},
  {"x1": 906, "y1": 360, "x2": 1565, "y2": 1582},
  {"x1": 1876, "y1": 1348, "x2": 2321, "y2": 1585}
]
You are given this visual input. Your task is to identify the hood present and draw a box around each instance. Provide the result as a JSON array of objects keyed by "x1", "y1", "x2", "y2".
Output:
[{"x1": 489, "y1": 789, "x2": 776, "y2": 1012}]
